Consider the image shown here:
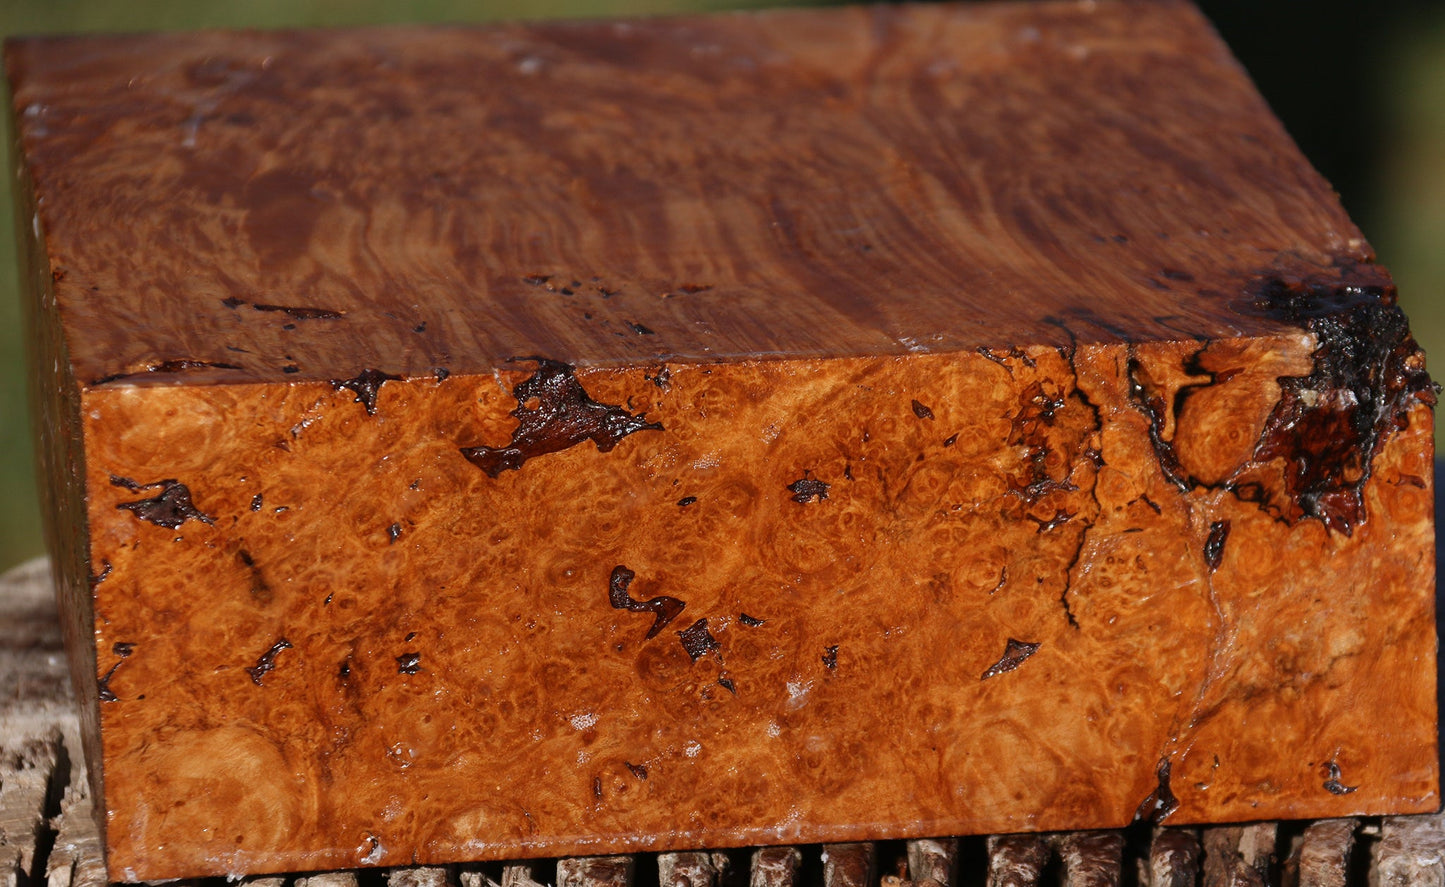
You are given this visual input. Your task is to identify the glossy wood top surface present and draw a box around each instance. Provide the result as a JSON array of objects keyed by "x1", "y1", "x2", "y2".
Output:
[{"x1": 7, "y1": 0, "x2": 1368, "y2": 387}]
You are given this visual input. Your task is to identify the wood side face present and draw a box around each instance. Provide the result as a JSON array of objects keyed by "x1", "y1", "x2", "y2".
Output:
[
  {"x1": 9, "y1": 91, "x2": 106, "y2": 834},
  {"x1": 81, "y1": 340, "x2": 1436, "y2": 880},
  {"x1": 7, "y1": 0, "x2": 1368, "y2": 385}
]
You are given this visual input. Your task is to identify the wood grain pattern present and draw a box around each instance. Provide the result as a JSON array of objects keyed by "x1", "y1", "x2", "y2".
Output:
[
  {"x1": 5, "y1": 0, "x2": 1374, "y2": 384},
  {"x1": 4, "y1": 558, "x2": 1445, "y2": 887},
  {"x1": 4, "y1": 0, "x2": 1438, "y2": 882}
]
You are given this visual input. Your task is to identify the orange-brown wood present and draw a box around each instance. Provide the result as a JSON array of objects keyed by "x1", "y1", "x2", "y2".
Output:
[{"x1": 5, "y1": 1, "x2": 1438, "y2": 882}]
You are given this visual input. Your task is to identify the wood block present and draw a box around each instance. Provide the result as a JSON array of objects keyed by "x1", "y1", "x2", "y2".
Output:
[{"x1": 4, "y1": 0, "x2": 1438, "y2": 881}]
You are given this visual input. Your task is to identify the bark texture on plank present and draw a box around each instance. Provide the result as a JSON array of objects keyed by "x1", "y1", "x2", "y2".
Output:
[
  {"x1": 750, "y1": 849, "x2": 801, "y2": 887},
  {"x1": 1205, "y1": 824, "x2": 1279, "y2": 887},
  {"x1": 1370, "y1": 816, "x2": 1445, "y2": 887},
  {"x1": 500, "y1": 865, "x2": 548, "y2": 887},
  {"x1": 1296, "y1": 820, "x2": 1358, "y2": 887},
  {"x1": 0, "y1": 561, "x2": 80, "y2": 887},
  {"x1": 1149, "y1": 829, "x2": 1202, "y2": 887},
  {"x1": 822, "y1": 846, "x2": 875, "y2": 887},
  {"x1": 42, "y1": 761, "x2": 106, "y2": 887},
  {"x1": 660, "y1": 853, "x2": 730, "y2": 887},
  {"x1": 0, "y1": 734, "x2": 64, "y2": 887},
  {"x1": 905, "y1": 839, "x2": 956, "y2": 887},
  {"x1": 388, "y1": 868, "x2": 452, "y2": 887},
  {"x1": 558, "y1": 858, "x2": 634, "y2": 887},
  {"x1": 1054, "y1": 833, "x2": 1124, "y2": 887},
  {"x1": 986, "y1": 836, "x2": 1050, "y2": 887}
]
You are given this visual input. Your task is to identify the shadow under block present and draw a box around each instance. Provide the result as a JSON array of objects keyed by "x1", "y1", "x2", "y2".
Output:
[{"x1": 4, "y1": 0, "x2": 1438, "y2": 881}]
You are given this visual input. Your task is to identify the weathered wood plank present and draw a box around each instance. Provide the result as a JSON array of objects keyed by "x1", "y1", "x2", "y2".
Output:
[
  {"x1": 660, "y1": 853, "x2": 730, "y2": 887},
  {"x1": 906, "y1": 839, "x2": 956, "y2": 887},
  {"x1": 987, "y1": 836, "x2": 1050, "y2": 887},
  {"x1": 1297, "y1": 820, "x2": 1358, "y2": 887},
  {"x1": 822, "y1": 845, "x2": 875, "y2": 887},
  {"x1": 1149, "y1": 829, "x2": 1201, "y2": 887},
  {"x1": 1055, "y1": 832, "x2": 1124, "y2": 887},
  {"x1": 1369, "y1": 814, "x2": 1445, "y2": 887},
  {"x1": 0, "y1": 560, "x2": 72, "y2": 742},
  {"x1": 1205, "y1": 824, "x2": 1279, "y2": 887},
  {"x1": 43, "y1": 754, "x2": 105, "y2": 887},
  {"x1": 750, "y1": 848, "x2": 801, "y2": 887},
  {"x1": 504, "y1": 864, "x2": 549, "y2": 887},
  {"x1": 389, "y1": 867, "x2": 453, "y2": 887},
  {"x1": 557, "y1": 857, "x2": 633, "y2": 887},
  {"x1": 0, "y1": 732, "x2": 63, "y2": 887}
]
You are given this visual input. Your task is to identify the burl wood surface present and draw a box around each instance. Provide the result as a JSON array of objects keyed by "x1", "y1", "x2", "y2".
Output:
[
  {"x1": 7, "y1": 554, "x2": 1442, "y2": 887},
  {"x1": 4, "y1": 0, "x2": 1438, "y2": 882}
]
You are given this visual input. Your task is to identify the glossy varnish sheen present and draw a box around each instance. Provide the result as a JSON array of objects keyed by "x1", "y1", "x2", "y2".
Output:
[
  {"x1": 7, "y1": 1, "x2": 1374, "y2": 381},
  {"x1": 4, "y1": 1, "x2": 1437, "y2": 881}
]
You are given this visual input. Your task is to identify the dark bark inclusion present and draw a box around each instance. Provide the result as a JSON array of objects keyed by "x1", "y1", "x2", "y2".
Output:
[
  {"x1": 677, "y1": 618, "x2": 719, "y2": 662},
  {"x1": 996, "y1": 364, "x2": 1103, "y2": 632},
  {"x1": 1103, "y1": 262, "x2": 1433, "y2": 543},
  {"x1": 1204, "y1": 520, "x2": 1230, "y2": 571},
  {"x1": 1126, "y1": 356, "x2": 1193, "y2": 493},
  {"x1": 1134, "y1": 758, "x2": 1179, "y2": 823},
  {"x1": 608, "y1": 566, "x2": 686, "y2": 639},
  {"x1": 97, "y1": 662, "x2": 122, "y2": 702},
  {"x1": 1115, "y1": 265, "x2": 1436, "y2": 537},
  {"x1": 111, "y1": 476, "x2": 214, "y2": 529},
  {"x1": 331, "y1": 368, "x2": 401, "y2": 416},
  {"x1": 1247, "y1": 268, "x2": 1436, "y2": 535},
  {"x1": 97, "y1": 642, "x2": 134, "y2": 702},
  {"x1": 1321, "y1": 761, "x2": 1358, "y2": 795},
  {"x1": 981, "y1": 638, "x2": 1040, "y2": 680},
  {"x1": 92, "y1": 358, "x2": 242, "y2": 386},
  {"x1": 787, "y1": 476, "x2": 830, "y2": 503},
  {"x1": 245, "y1": 639, "x2": 292, "y2": 685},
  {"x1": 461, "y1": 358, "x2": 662, "y2": 476}
]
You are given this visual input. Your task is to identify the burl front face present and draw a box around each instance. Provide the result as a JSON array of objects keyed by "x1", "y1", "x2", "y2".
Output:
[
  {"x1": 7, "y1": 0, "x2": 1436, "y2": 880},
  {"x1": 85, "y1": 336, "x2": 1435, "y2": 878}
]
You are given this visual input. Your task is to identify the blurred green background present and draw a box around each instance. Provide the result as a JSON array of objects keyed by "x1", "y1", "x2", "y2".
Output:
[{"x1": 1, "y1": 0, "x2": 1442, "y2": 573}]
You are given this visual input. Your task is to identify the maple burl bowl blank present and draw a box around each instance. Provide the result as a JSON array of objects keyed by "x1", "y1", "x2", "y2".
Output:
[{"x1": 5, "y1": 0, "x2": 1438, "y2": 881}]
